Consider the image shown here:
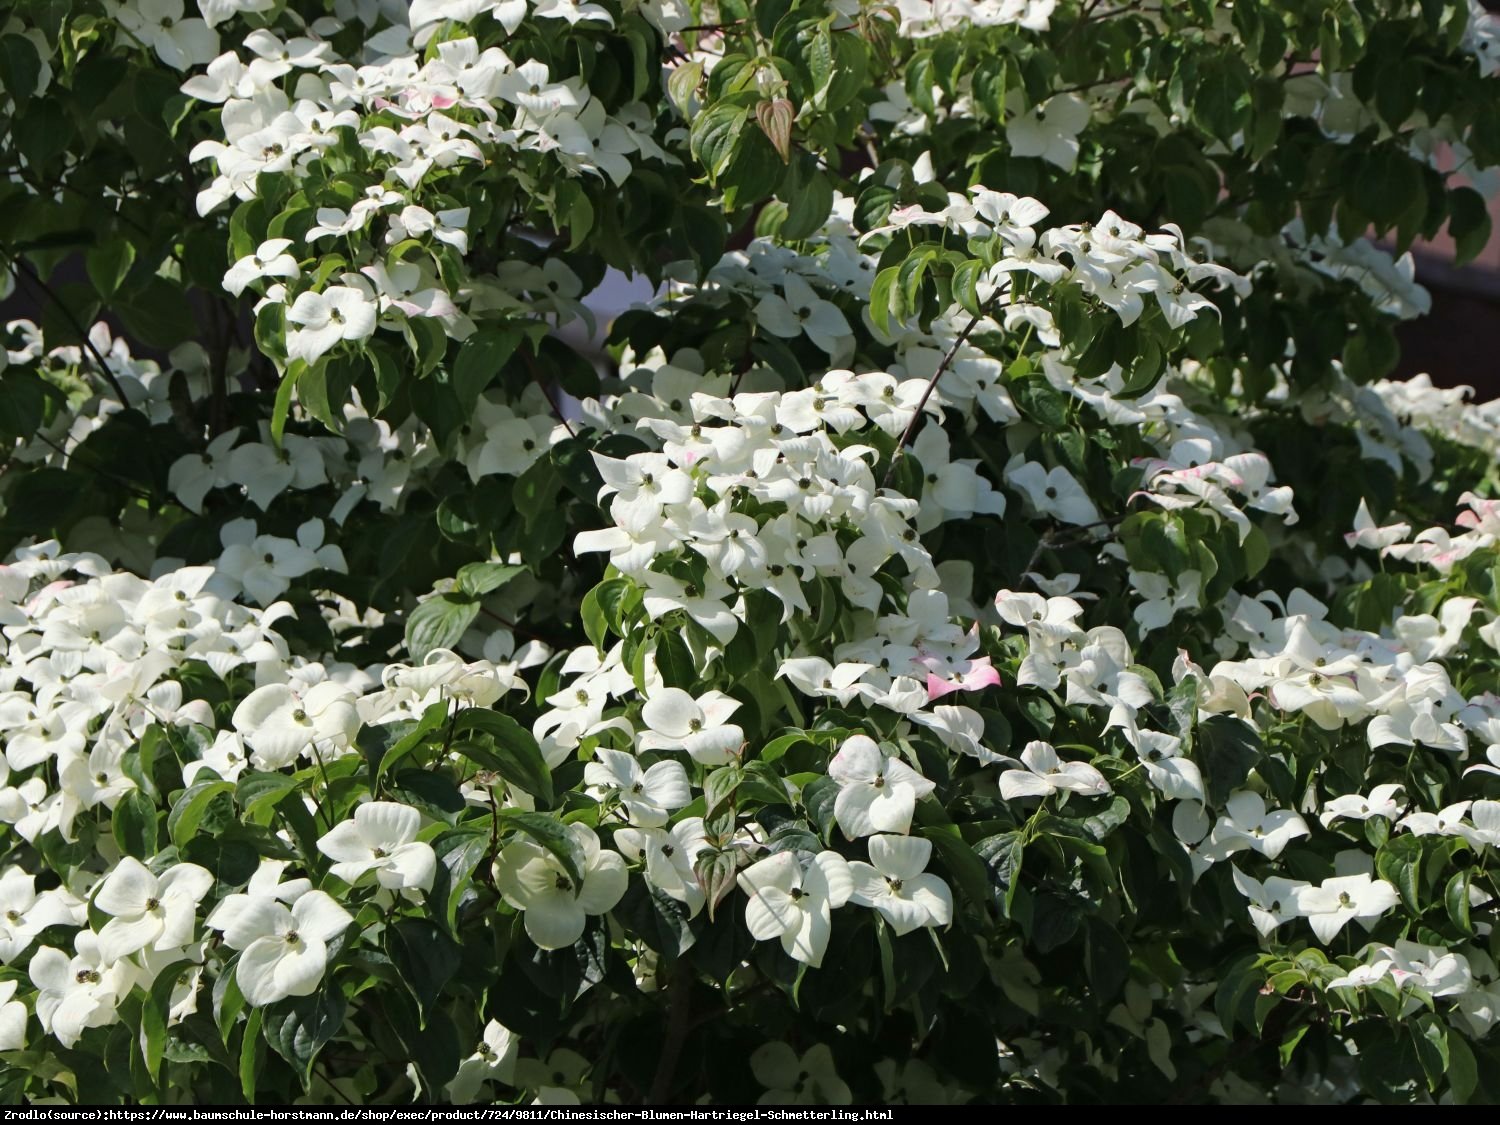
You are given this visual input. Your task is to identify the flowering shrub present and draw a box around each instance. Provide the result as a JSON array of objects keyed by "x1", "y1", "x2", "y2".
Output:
[{"x1": 4, "y1": 0, "x2": 1500, "y2": 1107}]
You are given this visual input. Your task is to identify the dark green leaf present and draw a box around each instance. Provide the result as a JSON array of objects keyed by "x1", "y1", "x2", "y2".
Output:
[
  {"x1": 452, "y1": 708, "x2": 554, "y2": 805},
  {"x1": 384, "y1": 920, "x2": 461, "y2": 1025},
  {"x1": 405, "y1": 594, "x2": 480, "y2": 660}
]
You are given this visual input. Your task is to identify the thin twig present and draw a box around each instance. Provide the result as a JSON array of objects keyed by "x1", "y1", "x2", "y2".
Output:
[
  {"x1": 880, "y1": 299, "x2": 996, "y2": 489},
  {"x1": 521, "y1": 350, "x2": 578, "y2": 437},
  {"x1": 4, "y1": 252, "x2": 132, "y2": 404},
  {"x1": 477, "y1": 604, "x2": 555, "y2": 646},
  {"x1": 28, "y1": 431, "x2": 155, "y2": 501}
]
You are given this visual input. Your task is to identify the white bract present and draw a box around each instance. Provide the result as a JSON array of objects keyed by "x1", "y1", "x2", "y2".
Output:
[
  {"x1": 212, "y1": 890, "x2": 352, "y2": 1006},
  {"x1": 1296, "y1": 874, "x2": 1401, "y2": 944},
  {"x1": 847, "y1": 835, "x2": 953, "y2": 935},
  {"x1": 93, "y1": 858, "x2": 214, "y2": 962},
  {"x1": 826, "y1": 735, "x2": 935, "y2": 838},
  {"x1": 637, "y1": 688, "x2": 744, "y2": 764},
  {"x1": 582, "y1": 748, "x2": 690, "y2": 827},
  {"x1": 493, "y1": 824, "x2": 627, "y2": 950},
  {"x1": 737, "y1": 850, "x2": 853, "y2": 968},
  {"x1": 317, "y1": 802, "x2": 436, "y2": 894},
  {"x1": 998, "y1": 741, "x2": 1109, "y2": 801}
]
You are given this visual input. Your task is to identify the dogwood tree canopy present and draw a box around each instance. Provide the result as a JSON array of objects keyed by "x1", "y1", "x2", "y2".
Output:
[{"x1": 2, "y1": 0, "x2": 1500, "y2": 1107}]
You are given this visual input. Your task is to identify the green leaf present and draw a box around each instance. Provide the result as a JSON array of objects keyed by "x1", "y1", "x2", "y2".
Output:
[
  {"x1": 113, "y1": 277, "x2": 197, "y2": 349},
  {"x1": 501, "y1": 810, "x2": 584, "y2": 887},
  {"x1": 269, "y1": 365, "x2": 298, "y2": 448},
  {"x1": 384, "y1": 920, "x2": 461, "y2": 1026},
  {"x1": 431, "y1": 828, "x2": 489, "y2": 934},
  {"x1": 694, "y1": 848, "x2": 738, "y2": 922},
  {"x1": 655, "y1": 629, "x2": 698, "y2": 690},
  {"x1": 869, "y1": 265, "x2": 901, "y2": 337},
  {"x1": 1449, "y1": 186, "x2": 1493, "y2": 266},
  {"x1": 263, "y1": 989, "x2": 348, "y2": 1090},
  {"x1": 581, "y1": 582, "x2": 609, "y2": 652},
  {"x1": 1083, "y1": 918, "x2": 1130, "y2": 1002},
  {"x1": 1196, "y1": 715, "x2": 1261, "y2": 808},
  {"x1": 239, "y1": 1007, "x2": 263, "y2": 1103},
  {"x1": 167, "y1": 780, "x2": 235, "y2": 848},
  {"x1": 0, "y1": 35, "x2": 41, "y2": 102},
  {"x1": 452, "y1": 708, "x2": 554, "y2": 805},
  {"x1": 690, "y1": 102, "x2": 747, "y2": 181},
  {"x1": 755, "y1": 98, "x2": 795, "y2": 163},
  {"x1": 236, "y1": 771, "x2": 302, "y2": 818},
  {"x1": 1449, "y1": 1034, "x2": 1479, "y2": 1103},
  {"x1": 86, "y1": 240, "x2": 136, "y2": 299},
  {"x1": 404, "y1": 316, "x2": 448, "y2": 378},
  {"x1": 451, "y1": 326, "x2": 522, "y2": 414},
  {"x1": 1376, "y1": 835, "x2": 1423, "y2": 912},
  {"x1": 781, "y1": 163, "x2": 834, "y2": 241},
  {"x1": 802, "y1": 774, "x2": 840, "y2": 842},
  {"x1": 953, "y1": 258, "x2": 985, "y2": 318},
  {"x1": 667, "y1": 59, "x2": 703, "y2": 118},
  {"x1": 0, "y1": 369, "x2": 57, "y2": 443},
  {"x1": 371, "y1": 700, "x2": 450, "y2": 780},
  {"x1": 921, "y1": 824, "x2": 992, "y2": 916},
  {"x1": 1446, "y1": 869, "x2": 1474, "y2": 935},
  {"x1": 455, "y1": 562, "x2": 524, "y2": 597},
  {"x1": 1413, "y1": 1014, "x2": 1449, "y2": 1092},
  {"x1": 704, "y1": 764, "x2": 742, "y2": 817},
  {"x1": 405, "y1": 593, "x2": 480, "y2": 660},
  {"x1": 112, "y1": 790, "x2": 159, "y2": 859},
  {"x1": 976, "y1": 831, "x2": 1024, "y2": 917},
  {"x1": 141, "y1": 959, "x2": 192, "y2": 1084},
  {"x1": 1353, "y1": 147, "x2": 1424, "y2": 229},
  {"x1": 905, "y1": 50, "x2": 937, "y2": 116}
]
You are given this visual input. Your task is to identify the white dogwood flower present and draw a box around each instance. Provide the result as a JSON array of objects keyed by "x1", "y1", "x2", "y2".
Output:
[
  {"x1": 847, "y1": 835, "x2": 953, "y2": 935},
  {"x1": 1296, "y1": 874, "x2": 1400, "y2": 944},
  {"x1": 317, "y1": 802, "x2": 436, "y2": 894},
  {"x1": 999, "y1": 741, "x2": 1110, "y2": 801},
  {"x1": 447, "y1": 1020, "x2": 520, "y2": 1104},
  {"x1": 214, "y1": 890, "x2": 353, "y2": 1006},
  {"x1": 637, "y1": 688, "x2": 745, "y2": 765},
  {"x1": 0, "y1": 979, "x2": 24, "y2": 1050},
  {"x1": 493, "y1": 823, "x2": 627, "y2": 950},
  {"x1": 827, "y1": 735, "x2": 935, "y2": 838},
  {"x1": 285, "y1": 285, "x2": 378, "y2": 363},
  {"x1": 222, "y1": 238, "x2": 299, "y2": 297},
  {"x1": 93, "y1": 857, "x2": 214, "y2": 962},
  {"x1": 583, "y1": 748, "x2": 691, "y2": 827},
  {"x1": 29, "y1": 933, "x2": 128, "y2": 1047},
  {"x1": 737, "y1": 849, "x2": 852, "y2": 967}
]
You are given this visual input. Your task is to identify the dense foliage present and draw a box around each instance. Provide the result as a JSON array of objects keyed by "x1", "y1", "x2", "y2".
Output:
[{"x1": 3, "y1": 0, "x2": 1500, "y2": 1106}]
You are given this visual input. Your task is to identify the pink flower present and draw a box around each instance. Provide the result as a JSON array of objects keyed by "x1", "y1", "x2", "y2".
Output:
[{"x1": 924, "y1": 656, "x2": 1001, "y2": 701}]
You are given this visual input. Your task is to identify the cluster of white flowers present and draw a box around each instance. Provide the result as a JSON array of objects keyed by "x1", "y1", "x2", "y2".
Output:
[{"x1": 186, "y1": 13, "x2": 671, "y2": 364}]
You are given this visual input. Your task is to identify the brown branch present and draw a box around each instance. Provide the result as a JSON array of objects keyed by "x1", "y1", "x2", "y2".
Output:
[
  {"x1": 880, "y1": 297, "x2": 997, "y2": 489},
  {"x1": 647, "y1": 960, "x2": 694, "y2": 1104},
  {"x1": 4, "y1": 252, "x2": 131, "y2": 404}
]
